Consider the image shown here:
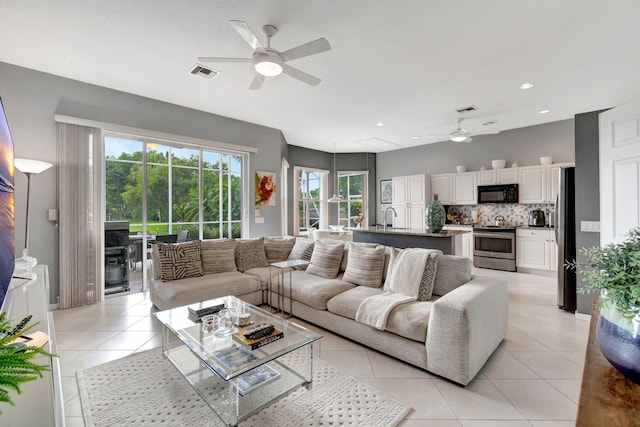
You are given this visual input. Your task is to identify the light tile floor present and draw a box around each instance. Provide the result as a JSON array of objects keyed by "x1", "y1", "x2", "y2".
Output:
[{"x1": 54, "y1": 268, "x2": 589, "y2": 426}]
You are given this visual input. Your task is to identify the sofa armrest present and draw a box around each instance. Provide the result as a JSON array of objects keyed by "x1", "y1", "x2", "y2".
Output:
[{"x1": 426, "y1": 275, "x2": 508, "y2": 385}]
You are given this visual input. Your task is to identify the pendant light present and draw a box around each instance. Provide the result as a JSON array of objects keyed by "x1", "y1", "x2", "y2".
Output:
[{"x1": 328, "y1": 143, "x2": 341, "y2": 203}]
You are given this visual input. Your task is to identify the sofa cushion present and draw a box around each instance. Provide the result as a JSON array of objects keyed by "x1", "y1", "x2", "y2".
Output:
[
  {"x1": 235, "y1": 237, "x2": 269, "y2": 272},
  {"x1": 433, "y1": 255, "x2": 472, "y2": 296},
  {"x1": 264, "y1": 237, "x2": 296, "y2": 262},
  {"x1": 327, "y1": 286, "x2": 438, "y2": 342},
  {"x1": 288, "y1": 237, "x2": 315, "y2": 264},
  {"x1": 244, "y1": 266, "x2": 283, "y2": 287},
  {"x1": 151, "y1": 244, "x2": 161, "y2": 280},
  {"x1": 156, "y1": 241, "x2": 204, "y2": 281},
  {"x1": 289, "y1": 271, "x2": 356, "y2": 310},
  {"x1": 306, "y1": 241, "x2": 344, "y2": 279},
  {"x1": 151, "y1": 271, "x2": 261, "y2": 309},
  {"x1": 201, "y1": 239, "x2": 237, "y2": 274},
  {"x1": 343, "y1": 244, "x2": 385, "y2": 287}
]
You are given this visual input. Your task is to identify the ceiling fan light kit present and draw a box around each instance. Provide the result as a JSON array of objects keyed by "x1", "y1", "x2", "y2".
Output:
[{"x1": 198, "y1": 20, "x2": 331, "y2": 89}]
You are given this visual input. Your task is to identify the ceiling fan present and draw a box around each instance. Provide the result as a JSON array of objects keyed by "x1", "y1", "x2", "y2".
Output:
[
  {"x1": 447, "y1": 118, "x2": 500, "y2": 143},
  {"x1": 198, "y1": 20, "x2": 331, "y2": 90}
]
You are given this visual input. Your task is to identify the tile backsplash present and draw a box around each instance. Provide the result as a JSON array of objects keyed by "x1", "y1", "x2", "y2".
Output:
[{"x1": 445, "y1": 203, "x2": 553, "y2": 227}]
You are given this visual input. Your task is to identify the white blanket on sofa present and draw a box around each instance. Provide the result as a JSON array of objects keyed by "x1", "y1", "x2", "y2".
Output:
[{"x1": 355, "y1": 248, "x2": 437, "y2": 330}]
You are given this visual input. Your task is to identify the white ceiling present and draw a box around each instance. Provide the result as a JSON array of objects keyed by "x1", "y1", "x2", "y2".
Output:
[{"x1": 2, "y1": 1, "x2": 640, "y2": 153}]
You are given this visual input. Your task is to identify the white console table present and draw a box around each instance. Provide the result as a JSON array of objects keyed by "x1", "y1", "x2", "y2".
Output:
[{"x1": 0, "y1": 265, "x2": 64, "y2": 426}]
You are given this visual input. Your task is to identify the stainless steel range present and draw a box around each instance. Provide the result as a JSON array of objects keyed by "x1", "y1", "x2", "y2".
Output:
[{"x1": 473, "y1": 226, "x2": 516, "y2": 272}]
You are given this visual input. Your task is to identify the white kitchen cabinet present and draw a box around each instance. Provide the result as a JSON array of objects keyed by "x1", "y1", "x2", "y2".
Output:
[
  {"x1": 452, "y1": 171, "x2": 477, "y2": 205},
  {"x1": 443, "y1": 225, "x2": 473, "y2": 259},
  {"x1": 518, "y1": 165, "x2": 547, "y2": 204},
  {"x1": 391, "y1": 174, "x2": 430, "y2": 230},
  {"x1": 497, "y1": 167, "x2": 518, "y2": 184},
  {"x1": 516, "y1": 228, "x2": 557, "y2": 270},
  {"x1": 547, "y1": 162, "x2": 575, "y2": 204},
  {"x1": 430, "y1": 173, "x2": 453, "y2": 204},
  {"x1": 477, "y1": 169, "x2": 496, "y2": 185}
]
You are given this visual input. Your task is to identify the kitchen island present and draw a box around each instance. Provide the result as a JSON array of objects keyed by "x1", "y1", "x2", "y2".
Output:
[{"x1": 351, "y1": 227, "x2": 470, "y2": 255}]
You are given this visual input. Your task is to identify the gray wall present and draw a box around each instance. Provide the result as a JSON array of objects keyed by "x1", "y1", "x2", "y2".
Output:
[
  {"x1": 375, "y1": 119, "x2": 575, "y2": 223},
  {"x1": 286, "y1": 146, "x2": 376, "y2": 234},
  {"x1": 1, "y1": 61, "x2": 286, "y2": 304},
  {"x1": 574, "y1": 110, "x2": 606, "y2": 315}
]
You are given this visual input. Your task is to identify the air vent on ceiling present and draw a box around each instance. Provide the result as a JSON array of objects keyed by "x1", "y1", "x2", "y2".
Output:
[
  {"x1": 189, "y1": 64, "x2": 220, "y2": 80},
  {"x1": 455, "y1": 105, "x2": 477, "y2": 114}
]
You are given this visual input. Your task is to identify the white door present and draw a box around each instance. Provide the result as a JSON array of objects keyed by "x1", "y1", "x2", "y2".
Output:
[{"x1": 600, "y1": 98, "x2": 640, "y2": 245}]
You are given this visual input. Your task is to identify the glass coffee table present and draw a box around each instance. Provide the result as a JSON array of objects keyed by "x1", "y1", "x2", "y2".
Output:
[{"x1": 154, "y1": 296, "x2": 321, "y2": 427}]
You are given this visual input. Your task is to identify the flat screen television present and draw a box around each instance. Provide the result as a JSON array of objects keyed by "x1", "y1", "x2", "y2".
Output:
[{"x1": 0, "y1": 96, "x2": 15, "y2": 312}]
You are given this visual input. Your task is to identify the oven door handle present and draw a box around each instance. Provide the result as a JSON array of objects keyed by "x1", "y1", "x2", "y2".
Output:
[{"x1": 473, "y1": 232, "x2": 515, "y2": 239}]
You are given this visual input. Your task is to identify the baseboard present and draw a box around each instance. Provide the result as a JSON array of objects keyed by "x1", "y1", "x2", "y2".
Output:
[
  {"x1": 49, "y1": 303, "x2": 59, "y2": 310},
  {"x1": 574, "y1": 312, "x2": 591, "y2": 321}
]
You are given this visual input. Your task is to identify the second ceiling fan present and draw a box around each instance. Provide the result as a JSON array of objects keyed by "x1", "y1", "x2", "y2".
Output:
[{"x1": 198, "y1": 20, "x2": 331, "y2": 90}]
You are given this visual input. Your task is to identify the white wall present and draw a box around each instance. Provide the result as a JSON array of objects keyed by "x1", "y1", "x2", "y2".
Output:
[{"x1": 1, "y1": 61, "x2": 287, "y2": 304}]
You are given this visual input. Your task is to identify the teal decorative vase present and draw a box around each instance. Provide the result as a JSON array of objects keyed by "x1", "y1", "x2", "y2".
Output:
[{"x1": 426, "y1": 194, "x2": 446, "y2": 233}]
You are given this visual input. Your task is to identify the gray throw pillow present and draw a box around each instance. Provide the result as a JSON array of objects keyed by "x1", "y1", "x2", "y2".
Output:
[
  {"x1": 264, "y1": 237, "x2": 296, "y2": 262},
  {"x1": 343, "y1": 244, "x2": 385, "y2": 287},
  {"x1": 433, "y1": 255, "x2": 472, "y2": 296},
  {"x1": 157, "y1": 240, "x2": 204, "y2": 282},
  {"x1": 288, "y1": 237, "x2": 315, "y2": 261},
  {"x1": 234, "y1": 238, "x2": 269, "y2": 272},
  {"x1": 201, "y1": 239, "x2": 237, "y2": 274},
  {"x1": 306, "y1": 241, "x2": 345, "y2": 279},
  {"x1": 417, "y1": 252, "x2": 439, "y2": 300}
]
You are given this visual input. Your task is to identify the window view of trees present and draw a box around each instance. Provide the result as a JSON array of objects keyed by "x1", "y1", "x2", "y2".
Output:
[
  {"x1": 105, "y1": 134, "x2": 245, "y2": 239},
  {"x1": 297, "y1": 169, "x2": 321, "y2": 232},
  {"x1": 338, "y1": 172, "x2": 367, "y2": 228}
]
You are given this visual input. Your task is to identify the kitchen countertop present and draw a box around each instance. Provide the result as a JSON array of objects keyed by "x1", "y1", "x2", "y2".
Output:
[
  {"x1": 517, "y1": 225, "x2": 555, "y2": 229},
  {"x1": 352, "y1": 227, "x2": 470, "y2": 237}
]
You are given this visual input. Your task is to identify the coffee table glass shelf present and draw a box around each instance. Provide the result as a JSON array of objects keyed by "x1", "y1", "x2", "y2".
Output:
[{"x1": 154, "y1": 296, "x2": 321, "y2": 426}]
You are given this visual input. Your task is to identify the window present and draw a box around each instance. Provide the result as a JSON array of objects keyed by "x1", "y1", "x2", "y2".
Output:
[
  {"x1": 293, "y1": 167, "x2": 328, "y2": 235},
  {"x1": 105, "y1": 133, "x2": 247, "y2": 239},
  {"x1": 338, "y1": 171, "x2": 368, "y2": 228}
]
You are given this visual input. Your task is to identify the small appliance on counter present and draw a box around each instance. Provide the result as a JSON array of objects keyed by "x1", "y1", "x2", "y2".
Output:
[{"x1": 528, "y1": 209, "x2": 546, "y2": 227}]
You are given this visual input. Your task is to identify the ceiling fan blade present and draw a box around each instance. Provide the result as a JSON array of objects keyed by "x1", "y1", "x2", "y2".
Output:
[
  {"x1": 469, "y1": 130, "x2": 501, "y2": 136},
  {"x1": 197, "y1": 57, "x2": 252, "y2": 63},
  {"x1": 249, "y1": 74, "x2": 265, "y2": 90},
  {"x1": 282, "y1": 65, "x2": 321, "y2": 86},
  {"x1": 280, "y1": 37, "x2": 331, "y2": 61},
  {"x1": 230, "y1": 20, "x2": 263, "y2": 50}
]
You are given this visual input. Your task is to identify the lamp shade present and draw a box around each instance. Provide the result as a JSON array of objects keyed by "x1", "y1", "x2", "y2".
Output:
[{"x1": 15, "y1": 158, "x2": 53, "y2": 174}]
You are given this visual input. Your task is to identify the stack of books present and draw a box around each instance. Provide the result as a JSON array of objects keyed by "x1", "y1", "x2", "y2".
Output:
[
  {"x1": 187, "y1": 301, "x2": 225, "y2": 322},
  {"x1": 233, "y1": 324, "x2": 284, "y2": 350}
]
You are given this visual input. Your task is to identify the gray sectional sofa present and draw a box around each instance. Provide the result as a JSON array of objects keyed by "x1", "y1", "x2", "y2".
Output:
[{"x1": 149, "y1": 236, "x2": 508, "y2": 386}]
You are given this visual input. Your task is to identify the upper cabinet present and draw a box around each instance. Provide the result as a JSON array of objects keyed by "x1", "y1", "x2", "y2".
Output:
[
  {"x1": 431, "y1": 174, "x2": 453, "y2": 204},
  {"x1": 392, "y1": 174, "x2": 429, "y2": 205},
  {"x1": 477, "y1": 169, "x2": 496, "y2": 185},
  {"x1": 452, "y1": 171, "x2": 477, "y2": 205},
  {"x1": 519, "y1": 163, "x2": 575, "y2": 204},
  {"x1": 497, "y1": 167, "x2": 518, "y2": 184}
]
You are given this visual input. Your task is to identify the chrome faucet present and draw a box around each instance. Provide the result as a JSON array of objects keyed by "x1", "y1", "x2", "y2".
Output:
[{"x1": 384, "y1": 207, "x2": 398, "y2": 230}]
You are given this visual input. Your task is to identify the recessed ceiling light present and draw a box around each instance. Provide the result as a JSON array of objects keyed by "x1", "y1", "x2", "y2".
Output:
[
  {"x1": 412, "y1": 136, "x2": 420, "y2": 139},
  {"x1": 519, "y1": 82, "x2": 534, "y2": 90},
  {"x1": 376, "y1": 122, "x2": 385, "y2": 127},
  {"x1": 539, "y1": 109, "x2": 550, "y2": 114}
]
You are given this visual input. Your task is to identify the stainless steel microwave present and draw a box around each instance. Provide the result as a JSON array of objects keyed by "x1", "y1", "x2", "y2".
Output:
[{"x1": 477, "y1": 184, "x2": 519, "y2": 204}]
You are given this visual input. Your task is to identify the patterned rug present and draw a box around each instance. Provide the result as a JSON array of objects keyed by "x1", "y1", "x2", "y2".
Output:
[{"x1": 77, "y1": 347, "x2": 411, "y2": 426}]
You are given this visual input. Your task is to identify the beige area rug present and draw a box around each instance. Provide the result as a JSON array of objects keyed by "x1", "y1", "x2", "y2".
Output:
[{"x1": 77, "y1": 347, "x2": 411, "y2": 426}]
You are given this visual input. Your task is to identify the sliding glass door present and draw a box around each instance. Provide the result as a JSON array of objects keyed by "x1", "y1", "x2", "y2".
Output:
[{"x1": 104, "y1": 132, "x2": 247, "y2": 292}]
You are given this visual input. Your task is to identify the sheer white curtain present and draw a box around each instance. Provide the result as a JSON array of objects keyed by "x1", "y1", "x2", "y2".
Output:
[{"x1": 57, "y1": 123, "x2": 103, "y2": 309}]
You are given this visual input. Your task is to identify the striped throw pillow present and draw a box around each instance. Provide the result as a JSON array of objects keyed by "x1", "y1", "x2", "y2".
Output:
[
  {"x1": 343, "y1": 244, "x2": 386, "y2": 287},
  {"x1": 157, "y1": 241, "x2": 204, "y2": 281},
  {"x1": 306, "y1": 241, "x2": 344, "y2": 279},
  {"x1": 200, "y1": 239, "x2": 237, "y2": 274},
  {"x1": 264, "y1": 237, "x2": 296, "y2": 262}
]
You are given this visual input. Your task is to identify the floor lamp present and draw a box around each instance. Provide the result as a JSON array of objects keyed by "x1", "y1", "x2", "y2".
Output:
[{"x1": 14, "y1": 158, "x2": 53, "y2": 273}]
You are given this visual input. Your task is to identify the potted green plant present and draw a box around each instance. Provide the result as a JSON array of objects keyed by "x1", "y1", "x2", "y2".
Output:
[
  {"x1": 567, "y1": 227, "x2": 640, "y2": 385},
  {"x1": 0, "y1": 313, "x2": 55, "y2": 413}
]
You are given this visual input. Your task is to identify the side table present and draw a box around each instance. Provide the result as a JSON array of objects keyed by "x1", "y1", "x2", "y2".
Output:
[{"x1": 269, "y1": 259, "x2": 310, "y2": 318}]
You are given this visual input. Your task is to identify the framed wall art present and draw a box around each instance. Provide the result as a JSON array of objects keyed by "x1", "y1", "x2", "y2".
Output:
[
  {"x1": 380, "y1": 179, "x2": 392, "y2": 204},
  {"x1": 255, "y1": 171, "x2": 276, "y2": 206}
]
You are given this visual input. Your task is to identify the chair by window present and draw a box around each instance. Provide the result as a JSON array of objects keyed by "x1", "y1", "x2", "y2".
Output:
[
  {"x1": 155, "y1": 234, "x2": 178, "y2": 243},
  {"x1": 177, "y1": 230, "x2": 188, "y2": 243}
]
